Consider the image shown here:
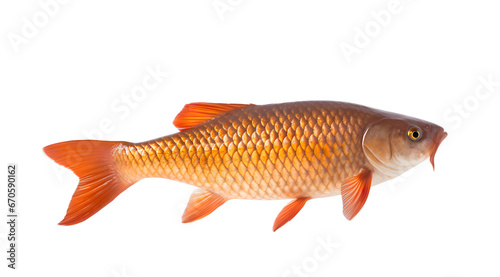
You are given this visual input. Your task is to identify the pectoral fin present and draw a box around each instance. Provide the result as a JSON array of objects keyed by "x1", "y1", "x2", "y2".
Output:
[
  {"x1": 341, "y1": 168, "x2": 373, "y2": 220},
  {"x1": 182, "y1": 189, "x2": 227, "y2": 223},
  {"x1": 273, "y1": 197, "x2": 311, "y2": 232}
]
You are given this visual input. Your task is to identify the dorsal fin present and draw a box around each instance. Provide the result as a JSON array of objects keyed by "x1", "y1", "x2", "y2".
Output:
[{"x1": 173, "y1": 102, "x2": 254, "y2": 131}]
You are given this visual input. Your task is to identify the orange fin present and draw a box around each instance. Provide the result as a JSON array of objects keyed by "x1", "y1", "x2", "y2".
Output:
[
  {"x1": 173, "y1": 102, "x2": 254, "y2": 131},
  {"x1": 182, "y1": 189, "x2": 227, "y2": 223},
  {"x1": 341, "y1": 168, "x2": 373, "y2": 220},
  {"x1": 273, "y1": 197, "x2": 311, "y2": 232},
  {"x1": 43, "y1": 140, "x2": 136, "y2": 225}
]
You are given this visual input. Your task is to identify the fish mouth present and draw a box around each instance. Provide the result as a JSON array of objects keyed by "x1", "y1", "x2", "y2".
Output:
[{"x1": 430, "y1": 130, "x2": 448, "y2": 171}]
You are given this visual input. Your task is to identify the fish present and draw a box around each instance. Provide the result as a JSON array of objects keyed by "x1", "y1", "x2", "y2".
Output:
[{"x1": 43, "y1": 101, "x2": 447, "y2": 231}]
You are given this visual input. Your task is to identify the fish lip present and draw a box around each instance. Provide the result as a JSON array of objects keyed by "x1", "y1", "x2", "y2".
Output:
[{"x1": 430, "y1": 131, "x2": 447, "y2": 171}]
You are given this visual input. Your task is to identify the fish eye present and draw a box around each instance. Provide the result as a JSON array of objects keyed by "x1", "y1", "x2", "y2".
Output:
[{"x1": 408, "y1": 127, "x2": 422, "y2": 141}]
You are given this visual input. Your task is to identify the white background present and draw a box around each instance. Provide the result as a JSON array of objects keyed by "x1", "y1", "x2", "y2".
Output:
[{"x1": 1, "y1": 1, "x2": 500, "y2": 277}]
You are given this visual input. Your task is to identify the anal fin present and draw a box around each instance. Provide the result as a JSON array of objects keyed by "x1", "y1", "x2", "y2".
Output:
[
  {"x1": 182, "y1": 189, "x2": 227, "y2": 223},
  {"x1": 273, "y1": 197, "x2": 311, "y2": 232}
]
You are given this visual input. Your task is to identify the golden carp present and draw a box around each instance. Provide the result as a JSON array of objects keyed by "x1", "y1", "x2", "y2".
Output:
[{"x1": 44, "y1": 101, "x2": 447, "y2": 231}]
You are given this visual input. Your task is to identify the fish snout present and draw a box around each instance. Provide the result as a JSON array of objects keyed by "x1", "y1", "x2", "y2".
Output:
[{"x1": 429, "y1": 129, "x2": 447, "y2": 171}]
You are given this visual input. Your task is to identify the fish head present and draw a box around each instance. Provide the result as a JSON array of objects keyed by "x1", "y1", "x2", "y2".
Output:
[{"x1": 362, "y1": 116, "x2": 447, "y2": 178}]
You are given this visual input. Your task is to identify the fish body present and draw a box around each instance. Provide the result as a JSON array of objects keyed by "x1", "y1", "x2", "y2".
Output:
[{"x1": 44, "y1": 101, "x2": 447, "y2": 231}]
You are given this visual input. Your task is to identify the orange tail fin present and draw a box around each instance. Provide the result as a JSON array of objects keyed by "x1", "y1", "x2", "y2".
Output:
[{"x1": 44, "y1": 140, "x2": 136, "y2": 226}]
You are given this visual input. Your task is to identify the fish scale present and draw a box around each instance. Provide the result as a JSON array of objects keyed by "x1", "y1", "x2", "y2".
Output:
[
  {"x1": 115, "y1": 101, "x2": 376, "y2": 200},
  {"x1": 44, "y1": 100, "x2": 447, "y2": 228}
]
